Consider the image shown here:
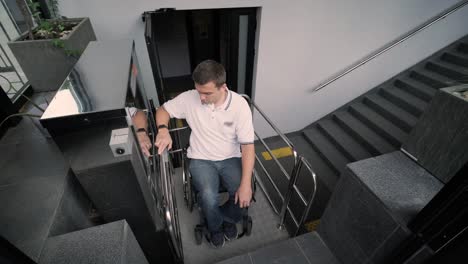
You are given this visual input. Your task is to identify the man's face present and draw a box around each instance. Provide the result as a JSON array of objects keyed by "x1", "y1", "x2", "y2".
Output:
[{"x1": 195, "y1": 81, "x2": 226, "y2": 105}]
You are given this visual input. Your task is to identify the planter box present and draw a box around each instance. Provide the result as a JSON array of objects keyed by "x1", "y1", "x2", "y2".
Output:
[
  {"x1": 8, "y1": 17, "x2": 96, "y2": 92},
  {"x1": 402, "y1": 85, "x2": 468, "y2": 183}
]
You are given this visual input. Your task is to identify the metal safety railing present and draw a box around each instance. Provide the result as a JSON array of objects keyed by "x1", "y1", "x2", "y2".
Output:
[
  {"x1": 158, "y1": 149, "x2": 184, "y2": 261},
  {"x1": 144, "y1": 101, "x2": 184, "y2": 262},
  {"x1": 240, "y1": 95, "x2": 318, "y2": 235},
  {"x1": 312, "y1": 0, "x2": 468, "y2": 93},
  {"x1": 151, "y1": 94, "x2": 319, "y2": 241},
  {"x1": 0, "y1": 0, "x2": 28, "y2": 99}
]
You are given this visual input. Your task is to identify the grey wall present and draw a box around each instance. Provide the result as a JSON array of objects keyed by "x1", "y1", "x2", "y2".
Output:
[{"x1": 57, "y1": 0, "x2": 468, "y2": 136}]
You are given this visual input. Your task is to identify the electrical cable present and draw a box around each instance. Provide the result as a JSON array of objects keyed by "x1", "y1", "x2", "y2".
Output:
[
  {"x1": 0, "y1": 74, "x2": 46, "y2": 113},
  {"x1": 0, "y1": 113, "x2": 42, "y2": 130}
]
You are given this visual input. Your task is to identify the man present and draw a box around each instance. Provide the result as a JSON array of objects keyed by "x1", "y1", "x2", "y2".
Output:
[{"x1": 155, "y1": 60, "x2": 255, "y2": 248}]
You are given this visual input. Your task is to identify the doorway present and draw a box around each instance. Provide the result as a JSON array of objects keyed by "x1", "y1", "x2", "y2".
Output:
[{"x1": 144, "y1": 7, "x2": 258, "y2": 105}]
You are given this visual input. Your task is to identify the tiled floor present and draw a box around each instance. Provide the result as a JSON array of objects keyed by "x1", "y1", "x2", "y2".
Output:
[
  {"x1": 216, "y1": 232, "x2": 339, "y2": 264},
  {"x1": 175, "y1": 166, "x2": 289, "y2": 264}
]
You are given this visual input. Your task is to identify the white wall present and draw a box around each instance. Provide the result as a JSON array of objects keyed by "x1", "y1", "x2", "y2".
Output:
[{"x1": 58, "y1": 0, "x2": 468, "y2": 137}]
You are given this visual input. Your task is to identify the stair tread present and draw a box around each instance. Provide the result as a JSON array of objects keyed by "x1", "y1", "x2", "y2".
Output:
[
  {"x1": 317, "y1": 119, "x2": 372, "y2": 162},
  {"x1": 303, "y1": 125, "x2": 351, "y2": 175},
  {"x1": 442, "y1": 51, "x2": 468, "y2": 67},
  {"x1": 333, "y1": 111, "x2": 395, "y2": 155},
  {"x1": 364, "y1": 94, "x2": 417, "y2": 132},
  {"x1": 379, "y1": 86, "x2": 428, "y2": 116},
  {"x1": 427, "y1": 60, "x2": 468, "y2": 80},
  {"x1": 394, "y1": 77, "x2": 436, "y2": 102},
  {"x1": 349, "y1": 103, "x2": 407, "y2": 147},
  {"x1": 221, "y1": 232, "x2": 340, "y2": 264},
  {"x1": 411, "y1": 68, "x2": 459, "y2": 88},
  {"x1": 457, "y1": 42, "x2": 468, "y2": 53},
  {"x1": 288, "y1": 133, "x2": 339, "y2": 191}
]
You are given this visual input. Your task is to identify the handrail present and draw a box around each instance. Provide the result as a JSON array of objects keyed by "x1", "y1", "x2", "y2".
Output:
[
  {"x1": 240, "y1": 95, "x2": 300, "y2": 182},
  {"x1": 241, "y1": 94, "x2": 307, "y2": 230},
  {"x1": 157, "y1": 95, "x2": 318, "y2": 237},
  {"x1": 241, "y1": 95, "x2": 296, "y2": 149},
  {"x1": 313, "y1": 0, "x2": 468, "y2": 93},
  {"x1": 158, "y1": 149, "x2": 184, "y2": 261},
  {"x1": 293, "y1": 157, "x2": 317, "y2": 236},
  {"x1": 240, "y1": 95, "x2": 319, "y2": 233}
]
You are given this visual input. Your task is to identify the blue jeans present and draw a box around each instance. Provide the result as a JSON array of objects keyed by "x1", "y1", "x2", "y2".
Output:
[{"x1": 189, "y1": 157, "x2": 245, "y2": 232}]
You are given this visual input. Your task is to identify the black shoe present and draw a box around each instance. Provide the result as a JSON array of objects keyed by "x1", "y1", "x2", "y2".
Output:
[
  {"x1": 223, "y1": 221, "x2": 238, "y2": 241},
  {"x1": 210, "y1": 230, "x2": 225, "y2": 248}
]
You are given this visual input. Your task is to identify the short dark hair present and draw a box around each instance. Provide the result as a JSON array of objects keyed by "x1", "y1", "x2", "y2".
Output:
[{"x1": 192, "y1": 60, "x2": 226, "y2": 88}]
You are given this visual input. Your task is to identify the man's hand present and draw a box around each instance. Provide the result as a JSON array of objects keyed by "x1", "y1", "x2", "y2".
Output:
[
  {"x1": 137, "y1": 131, "x2": 151, "y2": 157},
  {"x1": 155, "y1": 129, "x2": 173, "y2": 154},
  {"x1": 235, "y1": 182, "x2": 252, "y2": 208}
]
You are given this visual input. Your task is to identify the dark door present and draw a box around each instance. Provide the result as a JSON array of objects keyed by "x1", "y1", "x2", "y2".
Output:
[
  {"x1": 144, "y1": 10, "x2": 168, "y2": 106},
  {"x1": 186, "y1": 8, "x2": 257, "y2": 96},
  {"x1": 217, "y1": 8, "x2": 257, "y2": 97},
  {"x1": 145, "y1": 8, "x2": 257, "y2": 104}
]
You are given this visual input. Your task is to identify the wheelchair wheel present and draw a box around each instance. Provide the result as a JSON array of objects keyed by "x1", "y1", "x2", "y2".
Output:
[
  {"x1": 186, "y1": 174, "x2": 194, "y2": 212},
  {"x1": 246, "y1": 216, "x2": 253, "y2": 236},
  {"x1": 183, "y1": 162, "x2": 194, "y2": 212},
  {"x1": 241, "y1": 215, "x2": 253, "y2": 237},
  {"x1": 194, "y1": 225, "x2": 203, "y2": 245}
]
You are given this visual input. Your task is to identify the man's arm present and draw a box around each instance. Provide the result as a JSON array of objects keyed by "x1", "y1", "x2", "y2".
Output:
[
  {"x1": 132, "y1": 110, "x2": 151, "y2": 157},
  {"x1": 236, "y1": 143, "x2": 255, "y2": 208},
  {"x1": 155, "y1": 106, "x2": 173, "y2": 154},
  {"x1": 132, "y1": 110, "x2": 148, "y2": 131}
]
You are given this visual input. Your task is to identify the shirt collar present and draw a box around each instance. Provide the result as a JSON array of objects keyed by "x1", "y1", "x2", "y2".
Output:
[{"x1": 220, "y1": 89, "x2": 232, "y2": 111}]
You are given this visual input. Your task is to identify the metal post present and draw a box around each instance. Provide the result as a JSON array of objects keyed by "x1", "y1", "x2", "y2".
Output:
[
  {"x1": 0, "y1": 21, "x2": 11, "y2": 41},
  {"x1": 294, "y1": 157, "x2": 317, "y2": 236},
  {"x1": 0, "y1": 0, "x2": 21, "y2": 34},
  {"x1": 0, "y1": 44, "x2": 24, "y2": 84},
  {"x1": 278, "y1": 158, "x2": 302, "y2": 230}
]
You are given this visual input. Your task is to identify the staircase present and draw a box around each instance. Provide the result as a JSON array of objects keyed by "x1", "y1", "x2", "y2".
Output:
[
  {"x1": 255, "y1": 34, "x2": 468, "y2": 233},
  {"x1": 218, "y1": 151, "x2": 444, "y2": 263},
  {"x1": 2, "y1": 29, "x2": 468, "y2": 264}
]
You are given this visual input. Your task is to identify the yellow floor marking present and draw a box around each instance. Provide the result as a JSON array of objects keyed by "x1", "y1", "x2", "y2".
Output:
[
  {"x1": 176, "y1": 119, "x2": 184, "y2": 128},
  {"x1": 304, "y1": 219, "x2": 320, "y2": 232},
  {"x1": 261, "y1": 147, "x2": 293, "y2": 160}
]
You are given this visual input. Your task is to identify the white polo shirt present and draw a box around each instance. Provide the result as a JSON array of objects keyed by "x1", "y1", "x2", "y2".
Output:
[{"x1": 163, "y1": 89, "x2": 254, "y2": 161}]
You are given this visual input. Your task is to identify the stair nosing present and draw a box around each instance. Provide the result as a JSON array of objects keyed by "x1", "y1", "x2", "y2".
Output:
[
  {"x1": 412, "y1": 68, "x2": 460, "y2": 88},
  {"x1": 348, "y1": 103, "x2": 407, "y2": 148},
  {"x1": 379, "y1": 86, "x2": 427, "y2": 116},
  {"x1": 316, "y1": 119, "x2": 372, "y2": 162},
  {"x1": 302, "y1": 126, "x2": 351, "y2": 175},
  {"x1": 394, "y1": 77, "x2": 436, "y2": 102},
  {"x1": 364, "y1": 93, "x2": 417, "y2": 133},
  {"x1": 333, "y1": 111, "x2": 395, "y2": 156},
  {"x1": 427, "y1": 60, "x2": 468, "y2": 80}
]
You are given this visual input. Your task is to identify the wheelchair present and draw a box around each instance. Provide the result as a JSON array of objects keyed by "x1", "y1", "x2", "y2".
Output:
[{"x1": 181, "y1": 148, "x2": 256, "y2": 245}]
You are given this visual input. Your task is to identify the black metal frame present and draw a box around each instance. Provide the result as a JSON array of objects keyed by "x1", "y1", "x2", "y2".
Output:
[
  {"x1": 0, "y1": 84, "x2": 32, "y2": 138},
  {"x1": 388, "y1": 161, "x2": 468, "y2": 263},
  {"x1": 143, "y1": 7, "x2": 258, "y2": 104},
  {"x1": 0, "y1": 236, "x2": 37, "y2": 264},
  {"x1": 143, "y1": 10, "x2": 169, "y2": 105},
  {"x1": 219, "y1": 8, "x2": 257, "y2": 97}
]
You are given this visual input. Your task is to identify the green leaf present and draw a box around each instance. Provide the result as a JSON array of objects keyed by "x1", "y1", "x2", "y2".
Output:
[{"x1": 51, "y1": 39, "x2": 65, "y2": 48}]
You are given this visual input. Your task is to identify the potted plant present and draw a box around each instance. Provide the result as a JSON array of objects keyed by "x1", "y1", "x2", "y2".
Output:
[{"x1": 7, "y1": 0, "x2": 96, "y2": 92}]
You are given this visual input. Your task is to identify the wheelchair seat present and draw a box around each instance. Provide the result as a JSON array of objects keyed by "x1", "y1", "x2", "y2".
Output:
[{"x1": 181, "y1": 148, "x2": 255, "y2": 245}]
